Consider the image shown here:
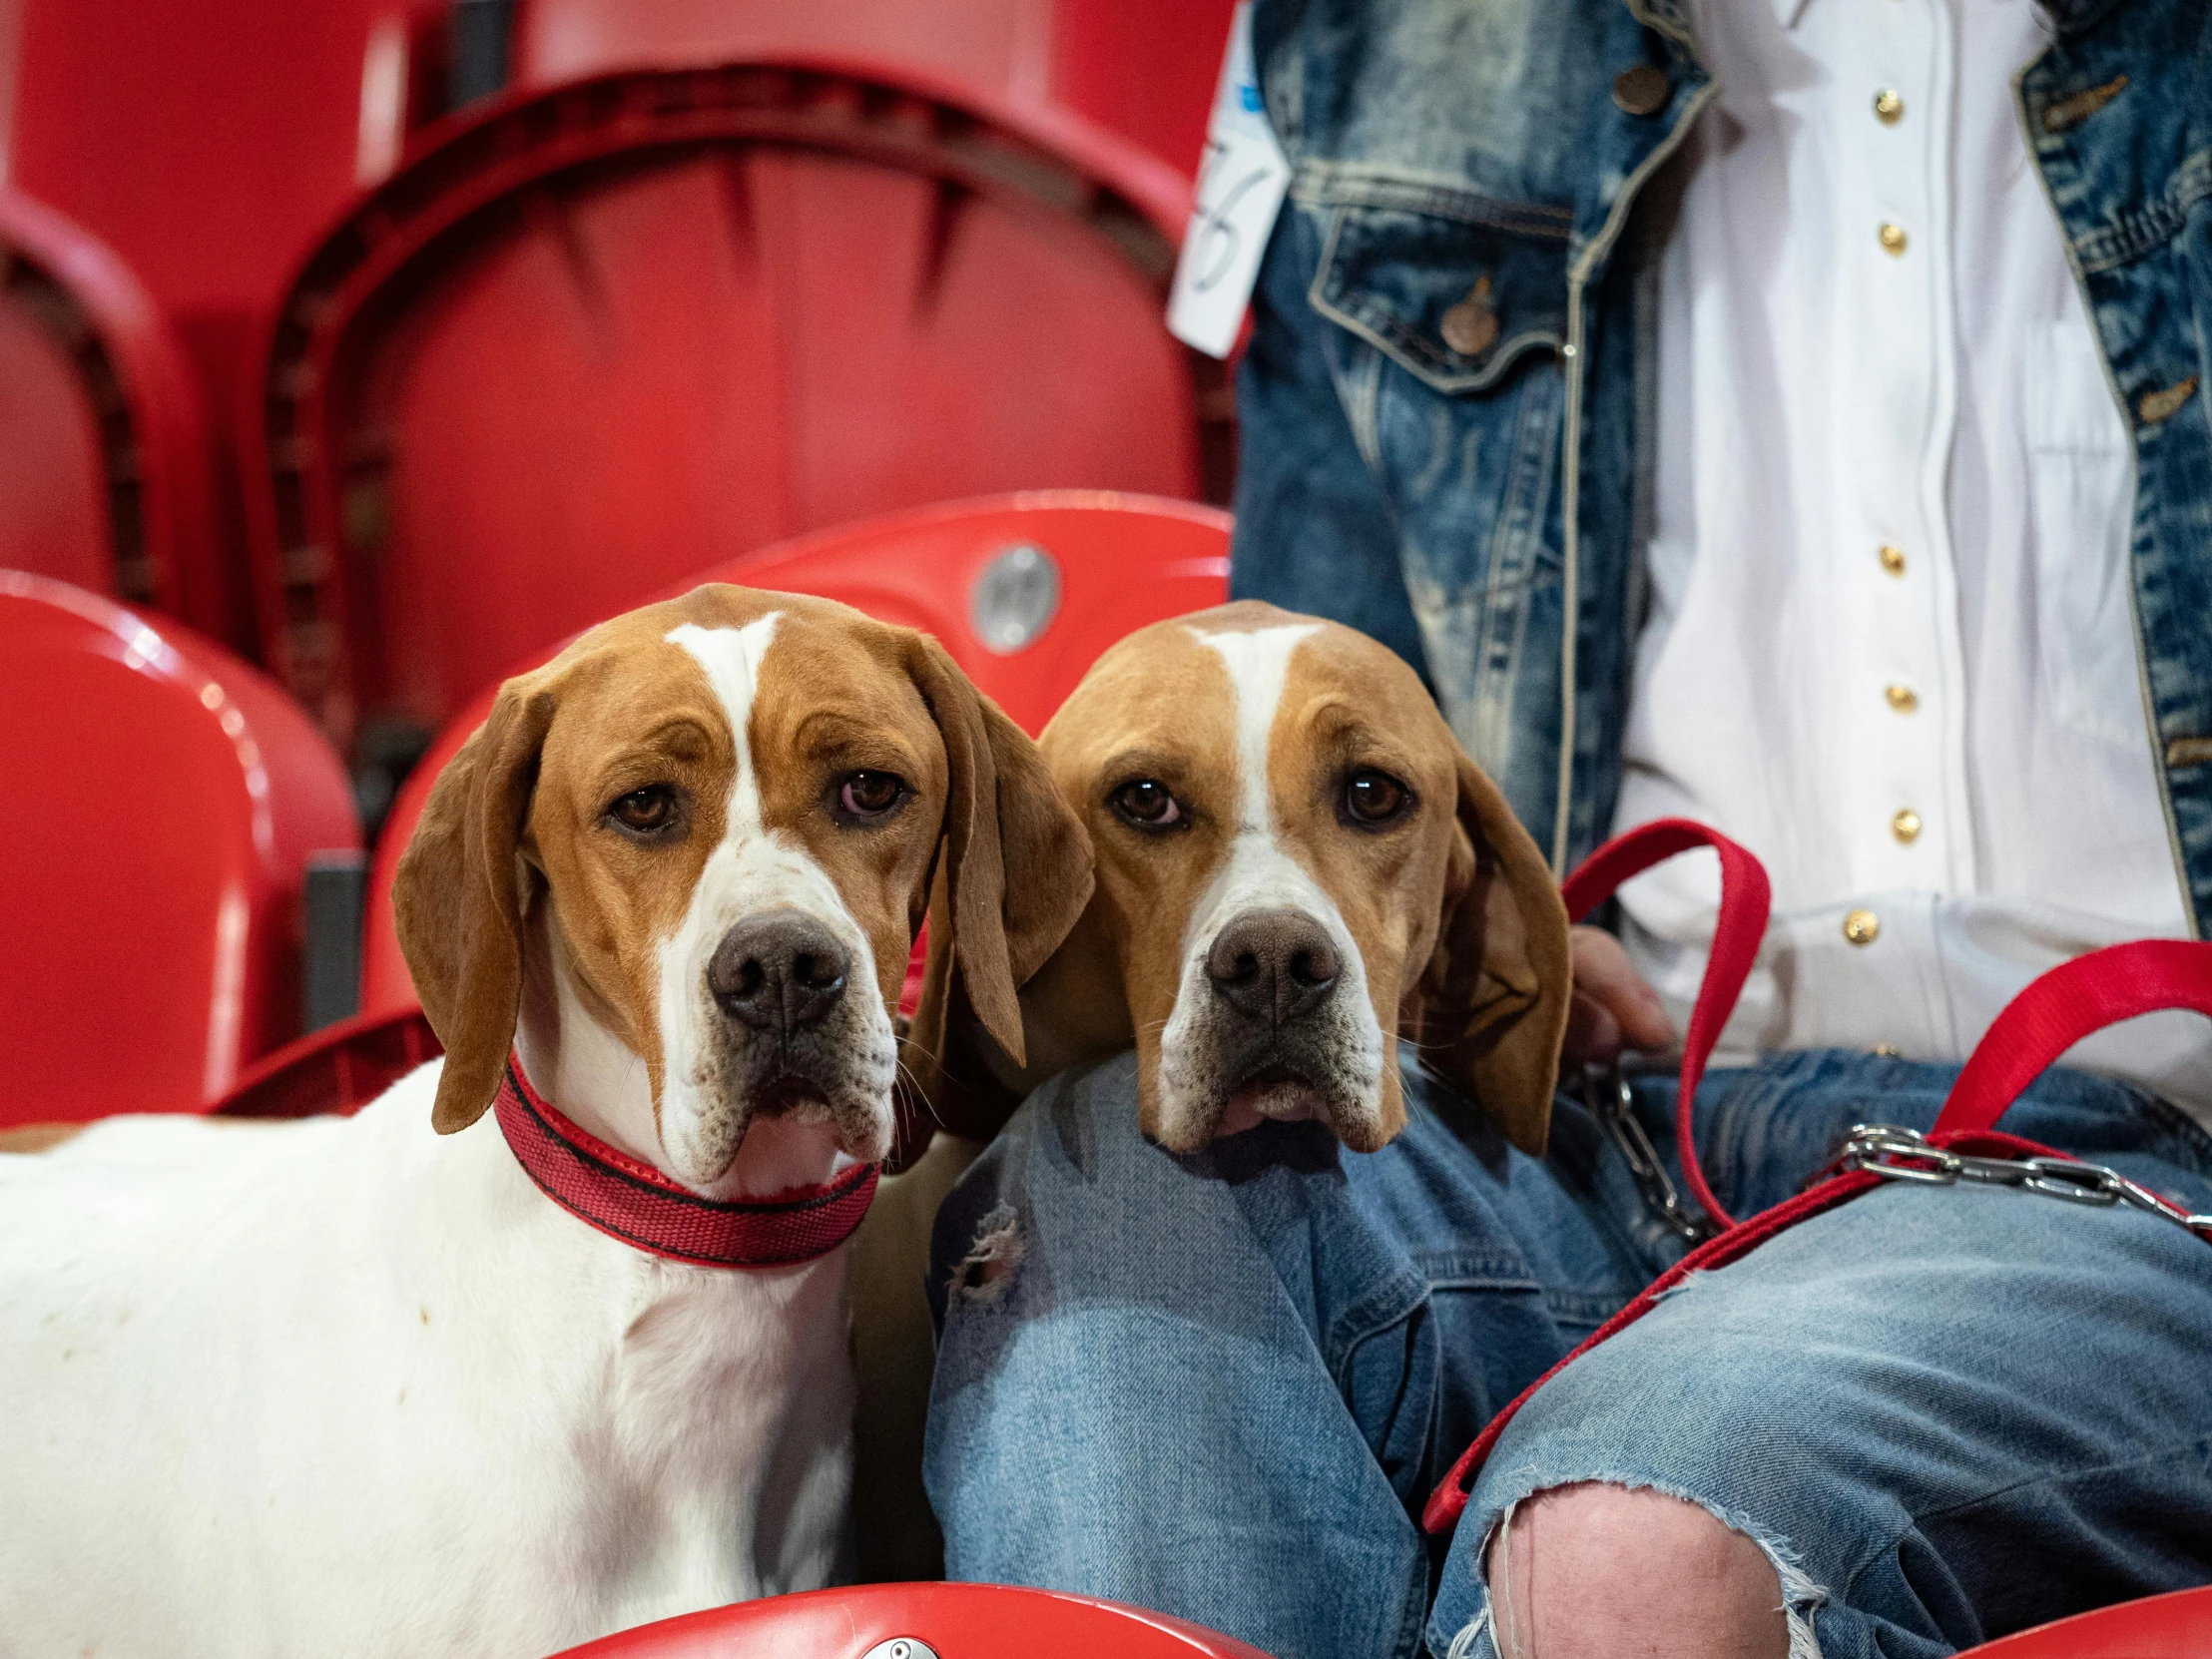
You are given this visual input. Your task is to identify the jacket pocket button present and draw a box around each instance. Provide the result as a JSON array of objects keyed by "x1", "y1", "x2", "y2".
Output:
[
  {"x1": 1441, "y1": 276, "x2": 1499, "y2": 357},
  {"x1": 1613, "y1": 66, "x2": 1671, "y2": 118}
]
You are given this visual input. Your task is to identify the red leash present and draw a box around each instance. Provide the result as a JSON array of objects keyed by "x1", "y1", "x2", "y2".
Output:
[
  {"x1": 1558, "y1": 819, "x2": 1770, "y2": 1232},
  {"x1": 1422, "y1": 823, "x2": 2212, "y2": 1536}
]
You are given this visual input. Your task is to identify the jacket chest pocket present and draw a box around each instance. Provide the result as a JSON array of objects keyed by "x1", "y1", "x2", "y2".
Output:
[{"x1": 1307, "y1": 195, "x2": 1572, "y2": 395}]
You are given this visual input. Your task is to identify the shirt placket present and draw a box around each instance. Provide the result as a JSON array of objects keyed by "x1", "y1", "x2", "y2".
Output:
[{"x1": 1842, "y1": 0, "x2": 1970, "y2": 930}]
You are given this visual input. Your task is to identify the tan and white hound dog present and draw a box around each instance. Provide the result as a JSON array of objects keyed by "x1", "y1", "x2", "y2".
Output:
[
  {"x1": 912, "y1": 599, "x2": 1571, "y2": 1156},
  {"x1": 0, "y1": 586, "x2": 1089, "y2": 1659}
]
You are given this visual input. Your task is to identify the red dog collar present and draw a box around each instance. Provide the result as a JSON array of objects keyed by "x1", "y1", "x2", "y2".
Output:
[{"x1": 493, "y1": 1059, "x2": 878, "y2": 1269}]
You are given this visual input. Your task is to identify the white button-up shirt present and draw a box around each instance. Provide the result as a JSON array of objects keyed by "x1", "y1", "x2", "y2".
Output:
[{"x1": 1613, "y1": 0, "x2": 2211, "y2": 1119}]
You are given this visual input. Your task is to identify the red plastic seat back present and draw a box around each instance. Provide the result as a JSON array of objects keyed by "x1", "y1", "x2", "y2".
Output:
[
  {"x1": 0, "y1": 191, "x2": 226, "y2": 636},
  {"x1": 519, "y1": 0, "x2": 1050, "y2": 99},
  {"x1": 7, "y1": 1, "x2": 451, "y2": 643},
  {"x1": 549, "y1": 1581, "x2": 1277, "y2": 1658},
  {"x1": 250, "y1": 62, "x2": 1230, "y2": 749},
  {"x1": 721, "y1": 491, "x2": 1233, "y2": 733},
  {"x1": 1956, "y1": 1586, "x2": 2212, "y2": 1656},
  {"x1": 514, "y1": 0, "x2": 1235, "y2": 177},
  {"x1": 0, "y1": 574, "x2": 360, "y2": 1125},
  {"x1": 357, "y1": 490, "x2": 1229, "y2": 1016},
  {"x1": 1046, "y1": 0, "x2": 1237, "y2": 175}
]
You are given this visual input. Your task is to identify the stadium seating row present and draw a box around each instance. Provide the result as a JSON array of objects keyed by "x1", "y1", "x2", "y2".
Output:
[
  {"x1": 0, "y1": 493, "x2": 1229, "y2": 1128},
  {"x1": 0, "y1": 0, "x2": 1237, "y2": 1098}
]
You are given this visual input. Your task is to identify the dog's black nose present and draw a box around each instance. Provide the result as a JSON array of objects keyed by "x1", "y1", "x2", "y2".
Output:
[
  {"x1": 709, "y1": 911, "x2": 850, "y2": 1031},
  {"x1": 1206, "y1": 908, "x2": 1342, "y2": 1025}
]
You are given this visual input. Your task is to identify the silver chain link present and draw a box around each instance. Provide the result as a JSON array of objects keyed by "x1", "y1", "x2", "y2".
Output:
[
  {"x1": 1582, "y1": 1064, "x2": 1720, "y2": 1245},
  {"x1": 1580, "y1": 1073, "x2": 2212, "y2": 1249},
  {"x1": 1824, "y1": 1123, "x2": 2212, "y2": 1245}
]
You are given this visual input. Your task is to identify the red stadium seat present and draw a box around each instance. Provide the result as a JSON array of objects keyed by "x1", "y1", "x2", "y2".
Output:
[
  {"x1": 246, "y1": 60, "x2": 1233, "y2": 754},
  {"x1": 0, "y1": 573, "x2": 360, "y2": 1126},
  {"x1": 1956, "y1": 1586, "x2": 2212, "y2": 1656},
  {"x1": 513, "y1": 0, "x2": 1236, "y2": 177},
  {"x1": 0, "y1": 190, "x2": 227, "y2": 637},
  {"x1": 546, "y1": 1582, "x2": 1277, "y2": 1658},
  {"x1": 1045, "y1": 0, "x2": 1237, "y2": 177},
  {"x1": 517, "y1": 0, "x2": 1050, "y2": 104},
  {"x1": 356, "y1": 490, "x2": 1229, "y2": 1018}
]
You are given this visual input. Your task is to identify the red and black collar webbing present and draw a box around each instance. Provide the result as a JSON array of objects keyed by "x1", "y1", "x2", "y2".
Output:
[{"x1": 493, "y1": 1058, "x2": 877, "y2": 1269}]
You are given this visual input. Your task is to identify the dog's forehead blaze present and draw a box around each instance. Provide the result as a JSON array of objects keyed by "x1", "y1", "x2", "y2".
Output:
[
  {"x1": 1049, "y1": 602, "x2": 1459, "y2": 1058},
  {"x1": 524, "y1": 584, "x2": 945, "y2": 1035},
  {"x1": 744, "y1": 608, "x2": 948, "y2": 1002}
]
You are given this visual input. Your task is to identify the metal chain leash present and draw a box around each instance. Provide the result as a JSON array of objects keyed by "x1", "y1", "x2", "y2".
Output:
[
  {"x1": 1825, "y1": 1123, "x2": 2212, "y2": 1246},
  {"x1": 1582, "y1": 1065, "x2": 1720, "y2": 1245},
  {"x1": 1580, "y1": 1066, "x2": 2212, "y2": 1250}
]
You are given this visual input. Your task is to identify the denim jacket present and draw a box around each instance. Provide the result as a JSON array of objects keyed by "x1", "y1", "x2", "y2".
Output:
[{"x1": 1229, "y1": 0, "x2": 2212, "y2": 936}]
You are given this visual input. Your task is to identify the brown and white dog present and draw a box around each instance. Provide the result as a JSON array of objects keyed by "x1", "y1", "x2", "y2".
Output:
[
  {"x1": 0, "y1": 586, "x2": 1088, "y2": 1659},
  {"x1": 913, "y1": 600, "x2": 1571, "y2": 1156}
]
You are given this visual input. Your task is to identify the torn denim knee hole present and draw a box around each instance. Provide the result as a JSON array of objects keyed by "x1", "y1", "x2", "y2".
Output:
[
  {"x1": 949, "y1": 1204, "x2": 1025, "y2": 1305},
  {"x1": 1442, "y1": 1480, "x2": 1829, "y2": 1659}
]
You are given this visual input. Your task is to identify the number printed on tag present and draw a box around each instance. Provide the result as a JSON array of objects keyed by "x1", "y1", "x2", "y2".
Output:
[{"x1": 1166, "y1": 1, "x2": 1293, "y2": 359}]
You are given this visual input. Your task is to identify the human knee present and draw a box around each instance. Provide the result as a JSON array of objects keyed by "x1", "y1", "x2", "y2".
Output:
[{"x1": 1484, "y1": 1482, "x2": 1790, "y2": 1659}]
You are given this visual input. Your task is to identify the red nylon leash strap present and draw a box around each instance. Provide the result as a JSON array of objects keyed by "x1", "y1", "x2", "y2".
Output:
[
  {"x1": 493, "y1": 1059, "x2": 879, "y2": 1269},
  {"x1": 1419, "y1": 819, "x2": 1770, "y2": 1535},
  {"x1": 1932, "y1": 938, "x2": 2212, "y2": 1134},
  {"x1": 1557, "y1": 817, "x2": 1772, "y2": 1232}
]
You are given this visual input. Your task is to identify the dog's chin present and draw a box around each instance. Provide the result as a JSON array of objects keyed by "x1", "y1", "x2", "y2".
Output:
[
  {"x1": 671, "y1": 1073, "x2": 892, "y2": 1189},
  {"x1": 759, "y1": 1073, "x2": 896, "y2": 1165},
  {"x1": 1214, "y1": 1066, "x2": 1329, "y2": 1140}
]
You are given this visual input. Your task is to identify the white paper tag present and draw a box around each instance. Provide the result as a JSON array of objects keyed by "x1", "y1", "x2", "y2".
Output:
[{"x1": 1166, "y1": 1, "x2": 1293, "y2": 358}]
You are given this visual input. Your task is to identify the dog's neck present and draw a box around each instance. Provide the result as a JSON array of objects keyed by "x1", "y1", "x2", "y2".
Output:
[{"x1": 513, "y1": 899, "x2": 845, "y2": 1201}]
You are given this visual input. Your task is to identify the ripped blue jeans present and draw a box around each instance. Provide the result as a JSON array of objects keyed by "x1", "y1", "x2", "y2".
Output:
[{"x1": 923, "y1": 1050, "x2": 2212, "y2": 1659}]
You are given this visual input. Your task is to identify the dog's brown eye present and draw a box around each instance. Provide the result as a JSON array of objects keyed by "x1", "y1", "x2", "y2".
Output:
[
  {"x1": 1111, "y1": 780, "x2": 1184, "y2": 830},
  {"x1": 609, "y1": 786, "x2": 679, "y2": 834},
  {"x1": 836, "y1": 771, "x2": 906, "y2": 820},
  {"x1": 1344, "y1": 770, "x2": 1410, "y2": 826}
]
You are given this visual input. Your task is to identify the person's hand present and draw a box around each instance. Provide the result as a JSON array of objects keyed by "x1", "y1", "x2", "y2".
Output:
[{"x1": 1561, "y1": 924, "x2": 1674, "y2": 1073}]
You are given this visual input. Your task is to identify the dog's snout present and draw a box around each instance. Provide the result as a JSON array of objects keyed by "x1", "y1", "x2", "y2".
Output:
[
  {"x1": 708, "y1": 911, "x2": 850, "y2": 1032},
  {"x1": 1206, "y1": 908, "x2": 1342, "y2": 1026}
]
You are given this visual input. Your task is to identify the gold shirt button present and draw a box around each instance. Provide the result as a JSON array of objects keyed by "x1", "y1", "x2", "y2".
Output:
[
  {"x1": 1892, "y1": 809, "x2": 1923, "y2": 843},
  {"x1": 1886, "y1": 684, "x2": 1919, "y2": 713},
  {"x1": 1879, "y1": 222, "x2": 1909, "y2": 255},
  {"x1": 1844, "y1": 907, "x2": 1882, "y2": 946},
  {"x1": 1880, "y1": 543, "x2": 1907, "y2": 576},
  {"x1": 1874, "y1": 89, "x2": 1905, "y2": 125}
]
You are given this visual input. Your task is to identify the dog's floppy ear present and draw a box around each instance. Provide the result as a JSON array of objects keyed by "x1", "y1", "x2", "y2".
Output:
[
  {"x1": 393, "y1": 677, "x2": 557, "y2": 1135},
  {"x1": 1408, "y1": 751, "x2": 1572, "y2": 1156},
  {"x1": 901, "y1": 637, "x2": 1093, "y2": 1128}
]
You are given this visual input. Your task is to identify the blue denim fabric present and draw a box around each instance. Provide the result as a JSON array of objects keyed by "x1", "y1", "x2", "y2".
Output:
[
  {"x1": 1230, "y1": 0, "x2": 2212, "y2": 922},
  {"x1": 925, "y1": 1050, "x2": 2212, "y2": 1659}
]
